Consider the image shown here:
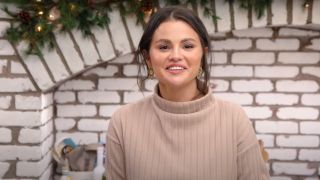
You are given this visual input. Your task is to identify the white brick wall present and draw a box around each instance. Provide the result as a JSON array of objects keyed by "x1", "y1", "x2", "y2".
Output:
[
  {"x1": 0, "y1": 59, "x2": 6, "y2": 73},
  {"x1": 276, "y1": 135, "x2": 319, "y2": 147},
  {"x1": 256, "y1": 134, "x2": 274, "y2": 147},
  {"x1": 0, "y1": 96, "x2": 11, "y2": 109},
  {"x1": 78, "y1": 119, "x2": 109, "y2": 131},
  {"x1": 214, "y1": 93, "x2": 253, "y2": 105},
  {"x1": 279, "y1": 28, "x2": 320, "y2": 37},
  {"x1": 256, "y1": 39, "x2": 299, "y2": 50},
  {"x1": 55, "y1": 118, "x2": 76, "y2": 131},
  {"x1": 212, "y1": 52, "x2": 227, "y2": 64},
  {"x1": 256, "y1": 93, "x2": 299, "y2": 105},
  {"x1": 277, "y1": 107, "x2": 319, "y2": 120},
  {"x1": 0, "y1": 128, "x2": 11, "y2": 143},
  {"x1": 301, "y1": 94, "x2": 320, "y2": 106},
  {"x1": 243, "y1": 106, "x2": 273, "y2": 119},
  {"x1": 276, "y1": 80, "x2": 319, "y2": 92},
  {"x1": 54, "y1": 91, "x2": 76, "y2": 103},
  {"x1": 84, "y1": 66, "x2": 118, "y2": 77},
  {"x1": 100, "y1": 105, "x2": 121, "y2": 117},
  {"x1": 0, "y1": 162, "x2": 10, "y2": 178},
  {"x1": 0, "y1": 146, "x2": 41, "y2": 160},
  {"x1": 232, "y1": 52, "x2": 275, "y2": 64},
  {"x1": 16, "y1": 151, "x2": 52, "y2": 177},
  {"x1": 0, "y1": 78, "x2": 36, "y2": 92},
  {"x1": 59, "y1": 80, "x2": 95, "y2": 91},
  {"x1": 57, "y1": 105, "x2": 97, "y2": 117},
  {"x1": 256, "y1": 121, "x2": 298, "y2": 134},
  {"x1": 99, "y1": 78, "x2": 139, "y2": 91},
  {"x1": 255, "y1": 66, "x2": 299, "y2": 78},
  {"x1": 273, "y1": 162, "x2": 317, "y2": 176},
  {"x1": 306, "y1": 38, "x2": 320, "y2": 50},
  {"x1": 299, "y1": 149, "x2": 320, "y2": 161},
  {"x1": 0, "y1": 40, "x2": 15, "y2": 55},
  {"x1": 267, "y1": 148, "x2": 297, "y2": 160},
  {"x1": 211, "y1": 66, "x2": 253, "y2": 77},
  {"x1": 302, "y1": 67, "x2": 320, "y2": 78},
  {"x1": 278, "y1": 52, "x2": 320, "y2": 64},
  {"x1": 78, "y1": 91, "x2": 120, "y2": 103},
  {"x1": 0, "y1": 110, "x2": 40, "y2": 127},
  {"x1": 232, "y1": 80, "x2": 273, "y2": 92},
  {"x1": 232, "y1": 28, "x2": 273, "y2": 38},
  {"x1": 10, "y1": 61, "x2": 26, "y2": 74},
  {"x1": 210, "y1": 80, "x2": 229, "y2": 92},
  {"x1": 15, "y1": 95, "x2": 41, "y2": 110},
  {"x1": 300, "y1": 122, "x2": 320, "y2": 134},
  {"x1": 56, "y1": 132, "x2": 98, "y2": 144},
  {"x1": 211, "y1": 39, "x2": 252, "y2": 50}
]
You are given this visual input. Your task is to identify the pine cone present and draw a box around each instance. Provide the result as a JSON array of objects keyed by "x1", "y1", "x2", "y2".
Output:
[{"x1": 17, "y1": 11, "x2": 32, "y2": 24}]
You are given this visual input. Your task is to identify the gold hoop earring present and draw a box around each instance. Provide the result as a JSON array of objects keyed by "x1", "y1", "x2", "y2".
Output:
[
  {"x1": 197, "y1": 67, "x2": 203, "y2": 79},
  {"x1": 148, "y1": 68, "x2": 154, "y2": 78}
]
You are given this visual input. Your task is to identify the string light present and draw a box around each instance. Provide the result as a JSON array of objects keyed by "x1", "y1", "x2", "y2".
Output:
[
  {"x1": 38, "y1": 10, "x2": 44, "y2": 16},
  {"x1": 35, "y1": 24, "x2": 43, "y2": 32}
]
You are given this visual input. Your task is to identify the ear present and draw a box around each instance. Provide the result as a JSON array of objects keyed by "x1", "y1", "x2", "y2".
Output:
[
  {"x1": 204, "y1": 47, "x2": 209, "y2": 54},
  {"x1": 142, "y1": 50, "x2": 152, "y2": 68}
]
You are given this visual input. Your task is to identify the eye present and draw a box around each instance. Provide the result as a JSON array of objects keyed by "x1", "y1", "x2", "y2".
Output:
[
  {"x1": 184, "y1": 44, "x2": 194, "y2": 49},
  {"x1": 158, "y1": 44, "x2": 170, "y2": 51}
]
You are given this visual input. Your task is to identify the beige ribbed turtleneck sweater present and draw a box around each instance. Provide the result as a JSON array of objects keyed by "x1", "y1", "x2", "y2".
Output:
[{"x1": 106, "y1": 87, "x2": 270, "y2": 180}]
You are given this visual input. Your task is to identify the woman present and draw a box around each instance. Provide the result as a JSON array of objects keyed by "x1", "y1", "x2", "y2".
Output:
[{"x1": 106, "y1": 6, "x2": 270, "y2": 180}]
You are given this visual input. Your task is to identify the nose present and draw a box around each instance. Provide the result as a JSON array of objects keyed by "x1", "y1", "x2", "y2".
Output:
[{"x1": 169, "y1": 46, "x2": 182, "y2": 61}]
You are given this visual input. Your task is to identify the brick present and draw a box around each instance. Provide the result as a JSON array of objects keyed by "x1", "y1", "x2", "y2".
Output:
[
  {"x1": 123, "y1": 65, "x2": 140, "y2": 76},
  {"x1": 57, "y1": 105, "x2": 97, "y2": 117},
  {"x1": 301, "y1": 94, "x2": 320, "y2": 106},
  {"x1": 306, "y1": 38, "x2": 320, "y2": 50},
  {"x1": 278, "y1": 52, "x2": 320, "y2": 64},
  {"x1": 300, "y1": 122, "x2": 320, "y2": 135},
  {"x1": 56, "y1": 132, "x2": 98, "y2": 144},
  {"x1": 124, "y1": 91, "x2": 153, "y2": 103},
  {"x1": 15, "y1": 95, "x2": 41, "y2": 110},
  {"x1": 71, "y1": 29, "x2": 99, "y2": 65},
  {"x1": 210, "y1": 79, "x2": 229, "y2": 92},
  {"x1": 302, "y1": 67, "x2": 320, "y2": 78},
  {"x1": 256, "y1": 39, "x2": 299, "y2": 50},
  {"x1": 112, "y1": 53, "x2": 135, "y2": 64},
  {"x1": 0, "y1": 21, "x2": 10, "y2": 37},
  {"x1": 233, "y1": 28, "x2": 273, "y2": 38},
  {"x1": 0, "y1": 162, "x2": 10, "y2": 178},
  {"x1": 55, "y1": 33, "x2": 84, "y2": 73},
  {"x1": 41, "y1": 93, "x2": 53, "y2": 109},
  {"x1": 100, "y1": 105, "x2": 122, "y2": 117},
  {"x1": 211, "y1": 39, "x2": 252, "y2": 50},
  {"x1": 279, "y1": 28, "x2": 320, "y2": 37},
  {"x1": 267, "y1": 148, "x2": 297, "y2": 160},
  {"x1": 214, "y1": 93, "x2": 253, "y2": 105},
  {"x1": 243, "y1": 106, "x2": 272, "y2": 119},
  {"x1": 0, "y1": 40, "x2": 14, "y2": 55},
  {"x1": 41, "y1": 134, "x2": 54, "y2": 156},
  {"x1": 304, "y1": 177, "x2": 319, "y2": 180},
  {"x1": 255, "y1": 66, "x2": 299, "y2": 78},
  {"x1": 92, "y1": 27, "x2": 116, "y2": 61},
  {"x1": 277, "y1": 107, "x2": 319, "y2": 120},
  {"x1": 83, "y1": 65, "x2": 118, "y2": 77},
  {"x1": 54, "y1": 91, "x2": 76, "y2": 103},
  {"x1": 233, "y1": 5, "x2": 248, "y2": 29},
  {"x1": 0, "y1": 128, "x2": 11, "y2": 143},
  {"x1": 0, "y1": 4, "x2": 18, "y2": 18},
  {"x1": 0, "y1": 59, "x2": 7, "y2": 73},
  {"x1": 292, "y1": 0, "x2": 308, "y2": 25},
  {"x1": 0, "y1": 110, "x2": 40, "y2": 127},
  {"x1": 277, "y1": 135, "x2": 319, "y2": 147},
  {"x1": 313, "y1": 0, "x2": 320, "y2": 24},
  {"x1": 41, "y1": 46, "x2": 69, "y2": 82},
  {"x1": 276, "y1": 80, "x2": 319, "y2": 92},
  {"x1": 255, "y1": 121, "x2": 298, "y2": 134},
  {"x1": 11, "y1": 61, "x2": 26, "y2": 74},
  {"x1": 256, "y1": 134, "x2": 274, "y2": 147},
  {"x1": 78, "y1": 119, "x2": 109, "y2": 131},
  {"x1": 108, "y1": 9, "x2": 131, "y2": 55},
  {"x1": 59, "y1": 79, "x2": 95, "y2": 91},
  {"x1": 41, "y1": 106, "x2": 53, "y2": 125},
  {"x1": 256, "y1": 93, "x2": 298, "y2": 105},
  {"x1": 99, "y1": 132, "x2": 108, "y2": 144},
  {"x1": 232, "y1": 52, "x2": 275, "y2": 64},
  {"x1": 17, "y1": 42, "x2": 54, "y2": 90},
  {"x1": 273, "y1": 162, "x2": 316, "y2": 176},
  {"x1": 78, "y1": 91, "x2": 120, "y2": 103},
  {"x1": 270, "y1": 176, "x2": 291, "y2": 180},
  {"x1": 232, "y1": 80, "x2": 273, "y2": 92},
  {"x1": 211, "y1": 66, "x2": 253, "y2": 77},
  {"x1": 0, "y1": 145, "x2": 41, "y2": 160},
  {"x1": 145, "y1": 79, "x2": 158, "y2": 91},
  {"x1": 198, "y1": 5, "x2": 216, "y2": 35},
  {"x1": 18, "y1": 121, "x2": 53, "y2": 144},
  {"x1": 252, "y1": 10, "x2": 268, "y2": 27},
  {"x1": 16, "y1": 151, "x2": 52, "y2": 177},
  {"x1": 214, "y1": 0, "x2": 231, "y2": 32},
  {"x1": 125, "y1": 14, "x2": 144, "y2": 49},
  {"x1": 271, "y1": 0, "x2": 287, "y2": 25},
  {"x1": 99, "y1": 78, "x2": 139, "y2": 91},
  {"x1": 55, "y1": 118, "x2": 76, "y2": 131},
  {"x1": 211, "y1": 52, "x2": 227, "y2": 64},
  {"x1": 0, "y1": 78, "x2": 36, "y2": 92},
  {"x1": 299, "y1": 149, "x2": 320, "y2": 161},
  {"x1": 39, "y1": 164, "x2": 53, "y2": 180},
  {"x1": 0, "y1": 95, "x2": 11, "y2": 109}
]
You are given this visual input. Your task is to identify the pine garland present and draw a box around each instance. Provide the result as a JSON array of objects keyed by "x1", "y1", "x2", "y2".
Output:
[{"x1": 1, "y1": 0, "x2": 308, "y2": 56}]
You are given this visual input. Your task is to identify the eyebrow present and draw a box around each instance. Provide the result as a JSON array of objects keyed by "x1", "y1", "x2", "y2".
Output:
[{"x1": 154, "y1": 38, "x2": 197, "y2": 43}]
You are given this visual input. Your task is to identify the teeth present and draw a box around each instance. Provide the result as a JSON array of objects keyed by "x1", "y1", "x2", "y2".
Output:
[{"x1": 168, "y1": 66, "x2": 184, "y2": 70}]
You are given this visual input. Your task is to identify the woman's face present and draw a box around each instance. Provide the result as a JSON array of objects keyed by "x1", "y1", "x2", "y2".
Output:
[{"x1": 148, "y1": 20, "x2": 204, "y2": 90}]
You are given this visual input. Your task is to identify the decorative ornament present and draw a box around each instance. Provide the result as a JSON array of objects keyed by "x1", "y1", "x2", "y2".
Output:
[
  {"x1": 48, "y1": 6, "x2": 61, "y2": 21},
  {"x1": 69, "y1": 3, "x2": 77, "y2": 12},
  {"x1": 17, "y1": 10, "x2": 32, "y2": 24}
]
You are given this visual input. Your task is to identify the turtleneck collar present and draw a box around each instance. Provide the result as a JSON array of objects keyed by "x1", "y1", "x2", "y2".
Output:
[{"x1": 152, "y1": 84, "x2": 214, "y2": 114}]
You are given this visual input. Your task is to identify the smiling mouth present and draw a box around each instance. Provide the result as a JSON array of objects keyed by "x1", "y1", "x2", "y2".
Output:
[{"x1": 166, "y1": 66, "x2": 187, "y2": 74}]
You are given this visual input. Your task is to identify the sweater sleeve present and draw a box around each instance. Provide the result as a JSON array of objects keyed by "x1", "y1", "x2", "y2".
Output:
[
  {"x1": 236, "y1": 107, "x2": 270, "y2": 180},
  {"x1": 106, "y1": 112, "x2": 126, "y2": 180}
]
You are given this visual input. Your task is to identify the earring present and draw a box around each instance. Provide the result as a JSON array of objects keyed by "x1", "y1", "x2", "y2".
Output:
[
  {"x1": 148, "y1": 68, "x2": 154, "y2": 78},
  {"x1": 197, "y1": 67, "x2": 203, "y2": 79}
]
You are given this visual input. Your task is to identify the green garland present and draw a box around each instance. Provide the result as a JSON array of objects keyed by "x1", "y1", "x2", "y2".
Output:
[{"x1": 1, "y1": 0, "x2": 308, "y2": 56}]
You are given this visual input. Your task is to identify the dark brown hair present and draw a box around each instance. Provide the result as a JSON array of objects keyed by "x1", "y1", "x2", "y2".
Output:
[{"x1": 137, "y1": 6, "x2": 212, "y2": 94}]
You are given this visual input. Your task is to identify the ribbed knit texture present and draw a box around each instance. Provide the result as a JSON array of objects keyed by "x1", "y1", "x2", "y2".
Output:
[{"x1": 106, "y1": 87, "x2": 270, "y2": 180}]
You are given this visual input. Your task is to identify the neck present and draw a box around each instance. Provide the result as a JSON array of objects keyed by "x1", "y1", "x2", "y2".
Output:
[{"x1": 158, "y1": 81, "x2": 203, "y2": 102}]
